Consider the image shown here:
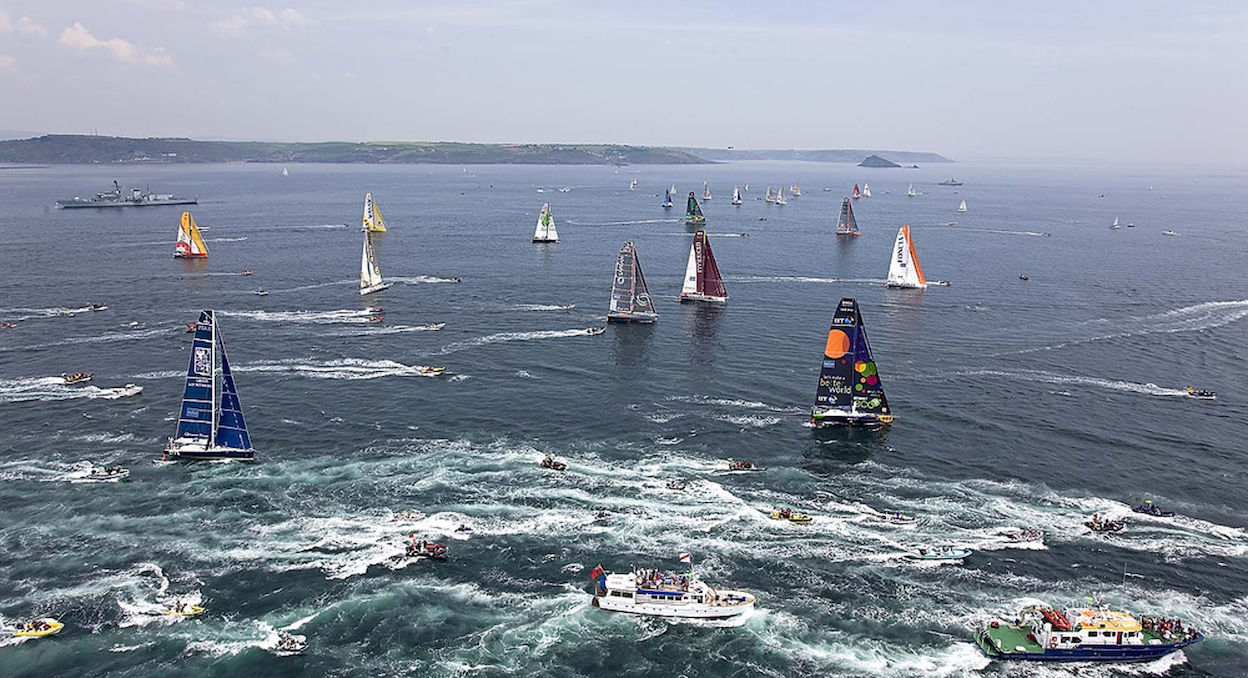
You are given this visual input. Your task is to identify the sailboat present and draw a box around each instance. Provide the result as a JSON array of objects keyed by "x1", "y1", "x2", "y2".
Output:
[
  {"x1": 775, "y1": 185, "x2": 787, "y2": 205},
  {"x1": 862, "y1": 183, "x2": 871, "y2": 198},
  {"x1": 835, "y1": 198, "x2": 860, "y2": 236},
  {"x1": 791, "y1": 183, "x2": 802, "y2": 197},
  {"x1": 885, "y1": 225, "x2": 927, "y2": 289},
  {"x1": 359, "y1": 230, "x2": 391, "y2": 295},
  {"x1": 165, "y1": 310, "x2": 255, "y2": 460},
  {"x1": 852, "y1": 184, "x2": 862, "y2": 200},
  {"x1": 765, "y1": 187, "x2": 776, "y2": 204},
  {"x1": 629, "y1": 179, "x2": 638, "y2": 191},
  {"x1": 685, "y1": 192, "x2": 706, "y2": 226},
  {"x1": 361, "y1": 193, "x2": 387, "y2": 232},
  {"x1": 702, "y1": 182, "x2": 712, "y2": 201},
  {"x1": 811, "y1": 298, "x2": 894, "y2": 427},
  {"x1": 532, "y1": 203, "x2": 558, "y2": 242},
  {"x1": 957, "y1": 200, "x2": 967, "y2": 213},
  {"x1": 1111, "y1": 216, "x2": 1121, "y2": 230},
  {"x1": 731, "y1": 186, "x2": 743, "y2": 205},
  {"x1": 662, "y1": 188, "x2": 674, "y2": 209},
  {"x1": 281, "y1": 167, "x2": 289, "y2": 177},
  {"x1": 173, "y1": 211, "x2": 208, "y2": 258},
  {"x1": 679, "y1": 230, "x2": 728, "y2": 304},
  {"x1": 906, "y1": 183, "x2": 917, "y2": 197},
  {"x1": 607, "y1": 241, "x2": 658, "y2": 323}
]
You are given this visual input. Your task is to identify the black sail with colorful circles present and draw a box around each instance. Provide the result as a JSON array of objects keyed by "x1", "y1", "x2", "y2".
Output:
[{"x1": 814, "y1": 298, "x2": 890, "y2": 417}]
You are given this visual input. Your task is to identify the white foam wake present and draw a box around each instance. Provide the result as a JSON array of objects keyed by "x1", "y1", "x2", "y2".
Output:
[
  {"x1": 953, "y1": 369, "x2": 1191, "y2": 398},
  {"x1": 508, "y1": 304, "x2": 576, "y2": 312},
  {"x1": 390, "y1": 275, "x2": 461, "y2": 284},
  {"x1": 216, "y1": 309, "x2": 376, "y2": 324},
  {"x1": 433, "y1": 328, "x2": 597, "y2": 354},
  {"x1": 235, "y1": 358, "x2": 445, "y2": 380},
  {"x1": 0, "y1": 376, "x2": 143, "y2": 403}
]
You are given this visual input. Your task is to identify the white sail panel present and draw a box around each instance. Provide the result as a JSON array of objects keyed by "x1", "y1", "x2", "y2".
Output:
[
  {"x1": 680, "y1": 239, "x2": 699, "y2": 296},
  {"x1": 532, "y1": 203, "x2": 558, "y2": 242},
  {"x1": 886, "y1": 225, "x2": 927, "y2": 289}
]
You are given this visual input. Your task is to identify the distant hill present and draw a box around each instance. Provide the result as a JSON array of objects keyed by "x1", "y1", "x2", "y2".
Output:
[
  {"x1": 0, "y1": 135, "x2": 710, "y2": 165},
  {"x1": 686, "y1": 148, "x2": 953, "y2": 164},
  {"x1": 858, "y1": 154, "x2": 902, "y2": 168}
]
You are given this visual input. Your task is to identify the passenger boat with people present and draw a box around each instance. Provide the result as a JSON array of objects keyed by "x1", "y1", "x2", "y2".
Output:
[
  {"x1": 62, "y1": 372, "x2": 93, "y2": 384},
  {"x1": 769, "y1": 508, "x2": 813, "y2": 524},
  {"x1": 416, "y1": 366, "x2": 445, "y2": 376},
  {"x1": 727, "y1": 459, "x2": 763, "y2": 472},
  {"x1": 405, "y1": 537, "x2": 448, "y2": 559},
  {"x1": 84, "y1": 465, "x2": 129, "y2": 482},
  {"x1": 540, "y1": 454, "x2": 567, "y2": 471},
  {"x1": 163, "y1": 601, "x2": 205, "y2": 616},
  {"x1": 1184, "y1": 387, "x2": 1216, "y2": 400},
  {"x1": 584, "y1": 326, "x2": 606, "y2": 336},
  {"x1": 1004, "y1": 528, "x2": 1044, "y2": 543},
  {"x1": 910, "y1": 545, "x2": 972, "y2": 561},
  {"x1": 272, "y1": 632, "x2": 309, "y2": 656},
  {"x1": 976, "y1": 603, "x2": 1203, "y2": 663},
  {"x1": 11, "y1": 618, "x2": 64, "y2": 638},
  {"x1": 880, "y1": 511, "x2": 917, "y2": 525},
  {"x1": 1132, "y1": 500, "x2": 1175, "y2": 517},
  {"x1": 1085, "y1": 514, "x2": 1127, "y2": 533},
  {"x1": 589, "y1": 556, "x2": 756, "y2": 620}
]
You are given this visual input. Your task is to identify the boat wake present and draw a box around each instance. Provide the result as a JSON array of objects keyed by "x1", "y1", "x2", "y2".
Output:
[
  {"x1": 0, "y1": 376, "x2": 143, "y2": 403},
  {"x1": 0, "y1": 305, "x2": 101, "y2": 321},
  {"x1": 217, "y1": 309, "x2": 377, "y2": 324},
  {"x1": 432, "y1": 329, "x2": 599, "y2": 355},
  {"x1": 1001, "y1": 299, "x2": 1248, "y2": 356},
  {"x1": 565, "y1": 218, "x2": 681, "y2": 226},
  {"x1": 949, "y1": 369, "x2": 1191, "y2": 398},
  {"x1": 507, "y1": 304, "x2": 576, "y2": 312},
  {"x1": 390, "y1": 275, "x2": 461, "y2": 285},
  {"x1": 0, "y1": 326, "x2": 172, "y2": 354},
  {"x1": 324, "y1": 323, "x2": 447, "y2": 336},
  {"x1": 952, "y1": 227, "x2": 1049, "y2": 237},
  {"x1": 235, "y1": 358, "x2": 446, "y2": 380}
]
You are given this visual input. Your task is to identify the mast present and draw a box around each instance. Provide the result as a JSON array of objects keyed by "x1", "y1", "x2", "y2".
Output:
[{"x1": 209, "y1": 311, "x2": 217, "y2": 447}]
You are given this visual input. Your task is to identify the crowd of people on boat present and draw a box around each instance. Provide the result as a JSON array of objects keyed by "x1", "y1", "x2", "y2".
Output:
[
  {"x1": 20, "y1": 619, "x2": 54, "y2": 632},
  {"x1": 635, "y1": 568, "x2": 691, "y2": 592},
  {"x1": 1141, "y1": 616, "x2": 1198, "y2": 641},
  {"x1": 1086, "y1": 513, "x2": 1126, "y2": 532}
]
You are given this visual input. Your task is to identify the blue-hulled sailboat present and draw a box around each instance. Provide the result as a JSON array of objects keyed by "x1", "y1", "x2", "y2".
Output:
[
  {"x1": 165, "y1": 310, "x2": 255, "y2": 460},
  {"x1": 810, "y1": 298, "x2": 894, "y2": 427}
]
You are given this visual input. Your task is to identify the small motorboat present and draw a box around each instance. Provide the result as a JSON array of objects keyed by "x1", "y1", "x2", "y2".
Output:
[
  {"x1": 593, "y1": 510, "x2": 613, "y2": 522},
  {"x1": 58, "y1": 310, "x2": 76, "y2": 317},
  {"x1": 62, "y1": 372, "x2": 93, "y2": 385},
  {"x1": 584, "y1": 326, "x2": 606, "y2": 336},
  {"x1": 910, "y1": 546, "x2": 972, "y2": 561},
  {"x1": 417, "y1": 366, "x2": 446, "y2": 376},
  {"x1": 163, "y1": 602, "x2": 205, "y2": 616},
  {"x1": 271, "y1": 632, "x2": 308, "y2": 657},
  {"x1": 454, "y1": 524, "x2": 473, "y2": 533},
  {"x1": 11, "y1": 618, "x2": 63, "y2": 638},
  {"x1": 367, "y1": 306, "x2": 384, "y2": 313},
  {"x1": 769, "y1": 509, "x2": 812, "y2": 525},
  {"x1": 728, "y1": 459, "x2": 764, "y2": 472},
  {"x1": 368, "y1": 315, "x2": 384, "y2": 323},
  {"x1": 1004, "y1": 528, "x2": 1044, "y2": 543},
  {"x1": 254, "y1": 289, "x2": 269, "y2": 296},
  {"x1": 666, "y1": 479, "x2": 688, "y2": 491},
  {"x1": 406, "y1": 540, "x2": 448, "y2": 559},
  {"x1": 85, "y1": 465, "x2": 129, "y2": 482},
  {"x1": 449, "y1": 277, "x2": 462, "y2": 283},
  {"x1": 1184, "y1": 387, "x2": 1216, "y2": 400},
  {"x1": 89, "y1": 303, "x2": 108, "y2": 311},
  {"x1": 240, "y1": 270, "x2": 254, "y2": 276},
  {"x1": 1018, "y1": 273, "x2": 1030, "y2": 281},
  {"x1": 184, "y1": 322, "x2": 197, "y2": 333},
  {"x1": 1132, "y1": 501, "x2": 1175, "y2": 518},
  {"x1": 1085, "y1": 516, "x2": 1127, "y2": 533},
  {"x1": 0, "y1": 322, "x2": 15, "y2": 329},
  {"x1": 1162, "y1": 229, "x2": 1179, "y2": 236},
  {"x1": 539, "y1": 455, "x2": 567, "y2": 471},
  {"x1": 881, "y1": 512, "x2": 917, "y2": 525}
]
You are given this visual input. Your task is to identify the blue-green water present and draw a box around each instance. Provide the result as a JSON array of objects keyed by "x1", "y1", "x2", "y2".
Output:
[{"x1": 0, "y1": 161, "x2": 1246, "y2": 677}]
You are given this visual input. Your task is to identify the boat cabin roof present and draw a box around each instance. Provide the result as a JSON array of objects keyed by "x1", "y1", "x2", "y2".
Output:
[{"x1": 1069, "y1": 608, "x2": 1141, "y2": 632}]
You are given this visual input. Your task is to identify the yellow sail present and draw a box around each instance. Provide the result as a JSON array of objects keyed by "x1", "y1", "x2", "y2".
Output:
[
  {"x1": 363, "y1": 193, "x2": 387, "y2": 232},
  {"x1": 175, "y1": 211, "x2": 208, "y2": 257}
]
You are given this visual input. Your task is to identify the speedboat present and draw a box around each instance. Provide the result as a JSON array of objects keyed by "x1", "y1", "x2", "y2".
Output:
[
  {"x1": 62, "y1": 372, "x2": 93, "y2": 384},
  {"x1": 584, "y1": 326, "x2": 606, "y2": 336},
  {"x1": 910, "y1": 546, "x2": 972, "y2": 561},
  {"x1": 85, "y1": 465, "x2": 129, "y2": 482},
  {"x1": 769, "y1": 509, "x2": 812, "y2": 525},
  {"x1": 666, "y1": 479, "x2": 688, "y2": 491},
  {"x1": 1184, "y1": 387, "x2": 1216, "y2": 400},
  {"x1": 254, "y1": 289, "x2": 269, "y2": 296},
  {"x1": 11, "y1": 618, "x2": 63, "y2": 638},
  {"x1": 881, "y1": 512, "x2": 917, "y2": 525},
  {"x1": 0, "y1": 322, "x2": 15, "y2": 329},
  {"x1": 1162, "y1": 229, "x2": 1179, "y2": 236},
  {"x1": 271, "y1": 632, "x2": 308, "y2": 657},
  {"x1": 1085, "y1": 516, "x2": 1127, "y2": 533},
  {"x1": 728, "y1": 459, "x2": 764, "y2": 472},
  {"x1": 591, "y1": 565, "x2": 756, "y2": 620},
  {"x1": 368, "y1": 315, "x2": 384, "y2": 323},
  {"x1": 593, "y1": 510, "x2": 613, "y2": 522},
  {"x1": 539, "y1": 456, "x2": 567, "y2": 471},
  {"x1": 417, "y1": 366, "x2": 446, "y2": 376},
  {"x1": 1005, "y1": 528, "x2": 1044, "y2": 543},
  {"x1": 454, "y1": 524, "x2": 473, "y2": 534},
  {"x1": 240, "y1": 270, "x2": 254, "y2": 276},
  {"x1": 406, "y1": 540, "x2": 448, "y2": 559},
  {"x1": 89, "y1": 304, "x2": 108, "y2": 311},
  {"x1": 1018, "y1": 274, "x2": 1030, "y2": 280},
  {"x1": 163, "y1": 602, "x2": 205, "y2": 616},
  {"x1": 1132, "y1": 501, "x2": 1175, "y2": 518}
]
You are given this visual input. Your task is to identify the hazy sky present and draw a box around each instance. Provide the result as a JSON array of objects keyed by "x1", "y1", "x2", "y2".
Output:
[{"x1": 1, "y1": 1, "x2": 1245, "y2": 162}]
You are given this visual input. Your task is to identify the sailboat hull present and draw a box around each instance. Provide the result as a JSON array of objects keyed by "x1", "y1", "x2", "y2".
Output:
[
  {"x1": 885, "y1": 282, "x2": 927, "y2": 290},
  {"x1": 359, "y1": 282, "x2": 393, "y2": 296},
  {"x1": 165, "y1": 440, "x2": 255, "y2": 461},
  {"x1": 532, "y1": 237, "x2": 558, "y2": 243},
  {"x1": 607, "y1": 312, "x2": 657, "y2": 324},
  {"x1": 811, "y1": 410, "x2": 894, "y2": 428},
  {"x1": 678, "y1": 293, "x2": 727, "y2": 304}
]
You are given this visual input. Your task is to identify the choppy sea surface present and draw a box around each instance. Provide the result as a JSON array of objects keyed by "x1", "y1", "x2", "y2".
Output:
[{"x1": 0, "y1": 160, "x2": 1246, "y2": 677}]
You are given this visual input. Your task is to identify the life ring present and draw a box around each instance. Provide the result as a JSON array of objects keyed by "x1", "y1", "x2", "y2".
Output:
[{"x1": 1049, "y1": 637, "x2": 1058, "y2": 649}]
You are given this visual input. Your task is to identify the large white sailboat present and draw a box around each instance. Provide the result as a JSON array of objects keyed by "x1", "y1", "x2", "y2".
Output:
[
  {"x1": 678, "y1": 230, "x2": 728, "y2": 304},
  {"x1": 165, "y1": 310, "x2": 255, "y2": 460},
  {"x1": 731, "y1": 186, "x2": 743, "y2": 205},
  {"x1": 702, "y1": 182, "x2": 712, "y2": 201},
  {"x1": 361, "y1": 193, "x2": 387, "y2": 232},
  {"x1": 774, "y1": 185, "x2": 787, "y2": 205},
  {"x1": 907, "y1": 183, "x2": 917, "y2": 198},
  {"x1": 764, "y1": 187, "x2": 776, "y2": 204},
  {"x1": 885, "y1": 225, "x2": 927, "y2": 289},
  {"x1": 957, "y1": 200, "x2": 968, "y2": 213},
  {"x1": 862, "y1": 183, "x2": 872, "y2": 198},
  {"x1": 359, "y1": 230, "x2": 391, "y2": 295},
  {"x1": 532, "y1": 203, "x2": 558, "y2": 242}
]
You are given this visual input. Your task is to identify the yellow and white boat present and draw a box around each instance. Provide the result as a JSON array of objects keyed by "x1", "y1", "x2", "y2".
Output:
[
  {"x1": 13, "y1": 618, "x2": 64, "y2": 638},
  {"x1": 163, "y1": 604, "x2": 205, "y2": 617}
]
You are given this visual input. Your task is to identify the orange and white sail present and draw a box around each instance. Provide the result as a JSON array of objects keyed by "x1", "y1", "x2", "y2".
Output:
[
  {"x1": 886, "y1": 225, "x2": 927, "y2": 289},
  {"x1": 362, "y1": 193, "x2": 387, "y2": 232},
  {"x1": 174, "y1": 211, "x2": 208, "y2": 258}
]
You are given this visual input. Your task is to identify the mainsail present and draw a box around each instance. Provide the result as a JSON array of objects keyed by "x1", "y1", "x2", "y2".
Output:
[
  {"x1": 775, "y1": 185, "x2": 787, "y2": 205},
  {"x1": 957, "y1": 199, "x2": 967, "y2": 213},
  {"x1": 731, "y1": 186, "x2": 742, "y2": 205},
  {"x1": 174, "y1": 211, "x2": 208, "y2": 258},
  {"x1": 679, "y1": 230, "x2": 728, "y2": 303},
  {"x1": 362, "y1": 193, "x2": 387, "y2": 232},
  {"x1": 167, "y1": 310, "x2": 255, "y2": 459},
  {"x1": 607, "y1": 241, "x2": 657, "y2": 323},
  {"x1": 703, "y1": 182, "x2": 712, "y2": 200},
  {"x1": 907, "y1": 183, "x2": 917, "y2": 197},
  {"x1": 662, "y1": 188, "x2": 674, "y2": 208},
  {"x1": 885, "y1": 225, "x2": 927, "y2": 289},
  {"x1": 862, "y1": 183, "x2": 871, "y2": 198},
  {"x1": 792, "y1": 183, "x2": 802, "y2": 197},
  {"x1": 852, "y1": 184, "x2": 861, "y2": 199},
  {"x1": 811, "y1": 298, "x2": 893, "y2": 426},
  {"x1": 685, "y1": 192, "x2": 706, "y2": 226},
  {"x1": 359, "y1": 230, "x2": 391, "y2": 295},
  {"x1": 835, "y1": 198, "x2": 860, "y2": 236},
  {"x1": 532, "y1": 203, "x2": 558, "y2": 242},
  {"x1": 765, "y1": 187, "x2": 775, "y2": 203}
]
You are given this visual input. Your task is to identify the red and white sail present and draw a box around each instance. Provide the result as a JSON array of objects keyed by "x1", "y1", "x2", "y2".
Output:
[
  {"x1": 679, "y1": 231, "x2": 728, "y2": 303},
  {"x1": 174, "y1": 211, "x2": 208, "y2": 258}
]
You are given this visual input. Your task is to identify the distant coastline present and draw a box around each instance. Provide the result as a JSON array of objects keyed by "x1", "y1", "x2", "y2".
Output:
[{"x1": 0, "y1": 134, "x2": 953, "y2": 166}]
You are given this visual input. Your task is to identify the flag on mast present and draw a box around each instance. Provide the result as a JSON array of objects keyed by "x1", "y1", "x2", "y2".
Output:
[{"x1": 679, "y1": 553, "x2": 692, "y2": 564}]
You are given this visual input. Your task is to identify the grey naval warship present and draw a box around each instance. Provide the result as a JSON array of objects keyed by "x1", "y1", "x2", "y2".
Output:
[{"x1": 56, "y1": 181, "x2": 198, "y2": 209}]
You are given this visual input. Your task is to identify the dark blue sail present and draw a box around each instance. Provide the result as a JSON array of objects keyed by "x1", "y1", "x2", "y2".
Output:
[
  {"x1": 214, "y1": 337, "x2": 252, "y2": 451},
  {"x1": 174, "y1": 310, "x2": 215, "y2": 440},
  {"x1": 813, "y1": 298, "x2": 891, "y2": 421}
]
